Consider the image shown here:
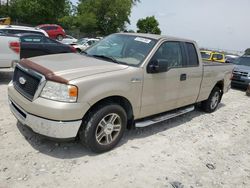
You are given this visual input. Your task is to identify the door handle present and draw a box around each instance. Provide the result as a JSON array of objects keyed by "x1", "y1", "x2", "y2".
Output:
[{"x1": 180, "y1": 74, "x2": 187, "y2": 81}]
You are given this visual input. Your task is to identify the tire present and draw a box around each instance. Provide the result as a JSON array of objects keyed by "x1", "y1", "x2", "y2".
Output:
[
  {"x1": 79, "y1": 104, "x2": 127, "y2": 153},
  {"x1": 57, "y1": 34, "x2": 63, "y2": 41},
  {"x1": 201, "y1": 87, "x2": 222, "y2": 113},
  {"x1": 76, "y1": 48, "x2": 81, "y2": 53}
]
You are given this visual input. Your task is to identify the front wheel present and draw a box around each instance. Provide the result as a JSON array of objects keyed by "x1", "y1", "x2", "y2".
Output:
[
  {"x1": 201, "y1": 87, "x2": 222, "y2": 113},
  {"x1": 79, "y1": 104, "x2": 127, "y2": 153}
]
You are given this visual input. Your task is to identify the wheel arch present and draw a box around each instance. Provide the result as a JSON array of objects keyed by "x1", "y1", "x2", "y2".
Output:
[
  {"x1": 81, "y1": 95, "x2": 134, "y2": 130},
  {"x1": 214, "y1": 80, "x2": 224, "y2": 101}
]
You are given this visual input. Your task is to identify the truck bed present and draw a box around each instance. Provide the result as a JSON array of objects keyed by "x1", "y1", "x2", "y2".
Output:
[{"x1": 196, "y1": 61, "x2": 234, "y2": 102}]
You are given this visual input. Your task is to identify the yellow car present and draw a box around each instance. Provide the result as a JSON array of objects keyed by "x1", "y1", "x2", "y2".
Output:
[
  {"x1": 0, "y1": 17, "x2": 11, "y2": 25},
  {"x1": 201, "y1": 50, "x2": 225, "y2": 63}
]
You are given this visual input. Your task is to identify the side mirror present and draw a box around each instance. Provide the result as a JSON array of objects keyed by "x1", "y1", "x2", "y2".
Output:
[{"x1": 147, "y1": 59, "x2": 168, "y2": 73}]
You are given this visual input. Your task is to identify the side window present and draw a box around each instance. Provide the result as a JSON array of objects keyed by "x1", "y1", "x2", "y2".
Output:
[
  {"x1": 152, "y1": 41, "x2": 183, "y2": 68},
  {"x1": 44, "y1": 37, "x2": 58, "y2": 44},
  {"x1": 51, "y1": 26, "x2": 57, "y2": 30},
  {"x1": 185, "y1": 43, "x2": 199, "y2": 66},
  {"x1": 212, "y1": 53, "x2": 223, "y2": 60},
  {"x1": 87, "y1": 41, "x2": 92, "y2": 45},
  {"x1": 5, "y1": 29, "x2": 17, "y2": 34},
  {"x1": 41, "y1": 26, "x2": 49, "y2": 30},
  {"x1": 0, "y1": 29, "x2": 6, "y2": 34},
  {"x1": 42, "y1": 26, "x2": 54, "y2": 30},
  {"x1": 21, "y1": 36, "x2": 44, "y2": 43}
]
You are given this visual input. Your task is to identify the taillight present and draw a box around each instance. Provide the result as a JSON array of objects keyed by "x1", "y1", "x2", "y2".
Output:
[
  {"x1": 70, "y1": 46, "x2": 77, "y2": 53},
  {"x1": 9, "y1": 41, "x2": 20, "y2": 54}
]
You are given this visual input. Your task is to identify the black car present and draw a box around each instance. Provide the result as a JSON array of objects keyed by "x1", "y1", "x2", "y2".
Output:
[{"x1": 18, "y1": 33, "x2": 76, "y2": 59}]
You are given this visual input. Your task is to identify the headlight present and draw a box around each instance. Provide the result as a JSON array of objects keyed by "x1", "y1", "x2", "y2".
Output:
[{"x1": 40, "y1": 81, "x2": 78, "y2": 103}]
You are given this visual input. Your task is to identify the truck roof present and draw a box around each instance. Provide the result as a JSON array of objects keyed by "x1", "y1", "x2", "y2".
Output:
[{"x1": 118, "y1": 32, "x2": 195, "y2": 43}]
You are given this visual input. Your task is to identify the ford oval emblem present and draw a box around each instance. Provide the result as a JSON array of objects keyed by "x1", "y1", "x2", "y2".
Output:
[{"x1": 19, "y1": 77, "x2": 26, "y2": 85}]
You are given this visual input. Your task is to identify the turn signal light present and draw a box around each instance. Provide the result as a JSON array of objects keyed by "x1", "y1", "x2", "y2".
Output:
[{"x1": 69, "y1": 85, "x2": 78, "y2": 97}]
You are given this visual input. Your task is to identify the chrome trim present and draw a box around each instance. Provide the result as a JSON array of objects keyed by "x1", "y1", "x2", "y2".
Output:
[
  {"x1": 15, "y1": 63, "x2": 47, "y2": 101},
  {"x1": 9, "y1": 98, "x2": 82, "y2": 139},
  {"x1": 135, "y1": 106, "x2": 195, "y2": 128}
]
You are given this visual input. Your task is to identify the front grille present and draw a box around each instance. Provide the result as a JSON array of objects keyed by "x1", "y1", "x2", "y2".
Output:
[
  {"x1": 233, "y1": 70, "x2": 248, "y2": 77},
  {"x1": 13, "y1": 65, "x2": 42, "y2": 100}
]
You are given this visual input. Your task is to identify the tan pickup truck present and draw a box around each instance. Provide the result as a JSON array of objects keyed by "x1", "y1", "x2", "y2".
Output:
[{"x1": 8, "y1": 33, "x2": 234, "y2": 153}]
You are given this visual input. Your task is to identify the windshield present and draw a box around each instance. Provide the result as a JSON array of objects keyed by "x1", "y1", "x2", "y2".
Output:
[
  {"x1": 234, "y1": 57, "x2": 250, "y2": 66},
  {"x1": 85, "y1": 34, "x2": 157, "y2": 66},
  {"x1": 201, "y1": 51, "x2": 211, "y2": 59}
]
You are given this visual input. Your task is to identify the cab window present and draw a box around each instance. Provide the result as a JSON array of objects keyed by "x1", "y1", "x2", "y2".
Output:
[
  {"x1": 151, "y1": 41, "x2": 183, "y2": 69},
  {"x1": 185, "y1": 43, "x2": 199, "y2": 66}
]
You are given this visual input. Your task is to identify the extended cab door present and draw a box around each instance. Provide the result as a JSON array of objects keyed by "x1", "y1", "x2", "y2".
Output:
[
  {"x1": 176, "y1": 42, "x2": 203, "y2": 107},
  {"x1": 140, "y1": 41, "x2": 184, "y2": 117}
]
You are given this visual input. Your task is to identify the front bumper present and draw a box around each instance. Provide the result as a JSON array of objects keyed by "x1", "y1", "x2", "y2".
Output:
[
  {"x1": 231, "y1": 78, "x2": 250, "y2": 88},
  {"x1": 9, "y1": 98, "x2": 82, "y2": 139}
]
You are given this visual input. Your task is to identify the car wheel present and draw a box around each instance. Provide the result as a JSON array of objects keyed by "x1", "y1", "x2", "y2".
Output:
[
  {"x1": 79, "y1": 104, "x2": 127, "y2": 153},
  {"x1": 201, "y1": 87, "x2": 221, "y2": 113},
  {"x1": 76, "y1": 48, "x2": 81, "y2": 53},
  {"x1": 57, "y1": 34, "x2": 63, "y2": 41}
]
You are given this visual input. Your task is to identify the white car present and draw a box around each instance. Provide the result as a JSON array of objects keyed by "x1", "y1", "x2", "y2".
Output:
[
  {"x1": 0, "y1": 33, "x2": 20, "y2": 68},
  {"x1": 0, "y1": 25, "x2": 48, "y2": 37},
  {"x1": 72, "y1": 38, "x2": 99, "y2": 52},
  {"x1": 60, "y1": 35, "x2": 78, "y2": 45}
]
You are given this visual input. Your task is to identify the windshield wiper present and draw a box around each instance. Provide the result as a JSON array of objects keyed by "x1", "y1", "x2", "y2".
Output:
[{"x1": 91, "y1": 55, "x2": 120, "y2": 64}]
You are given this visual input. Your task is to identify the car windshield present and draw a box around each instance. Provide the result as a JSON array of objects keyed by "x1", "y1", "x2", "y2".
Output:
[
  {"x1": 85, "y1": 34, "x2": 157, "y2": 66},
  {"x1": 234, "y1": 57, "x2": 250, "y2": 66},
  {"x1": 201, "y1": 52, "x2": 211, "y2": 59}
]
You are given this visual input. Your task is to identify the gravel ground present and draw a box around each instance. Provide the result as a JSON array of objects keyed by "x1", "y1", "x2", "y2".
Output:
[{"x1": 0, "y1": 69, "x2": 250, "y2": 188}]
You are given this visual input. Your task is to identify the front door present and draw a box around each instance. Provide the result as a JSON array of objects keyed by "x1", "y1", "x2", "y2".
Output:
[{"x1": 140, "y1": 41, "x2": 184, "y2": 118}]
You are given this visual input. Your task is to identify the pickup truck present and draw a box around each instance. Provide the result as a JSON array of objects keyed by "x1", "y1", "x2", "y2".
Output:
[
  {"x1": 0, "y1": 33, "x2": 20, "y2": 68},
  {"x1": 8, "y1": 33, "x2": 234, "y2": 153}
]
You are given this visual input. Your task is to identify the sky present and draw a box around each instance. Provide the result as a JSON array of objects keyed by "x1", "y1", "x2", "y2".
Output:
[{"x1": 72, "y1": 0, "x2": 250, "y2": 52}]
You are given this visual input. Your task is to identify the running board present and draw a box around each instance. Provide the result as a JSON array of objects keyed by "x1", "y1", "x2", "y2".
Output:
[{"x1": 135, "y1": 106, "x2": 195, "y2": 128}]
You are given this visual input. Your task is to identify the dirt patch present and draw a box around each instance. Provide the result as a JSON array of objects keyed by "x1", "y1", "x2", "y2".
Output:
[{"x1": 0, "y1": 70, "x2": 250, "y2": 188}]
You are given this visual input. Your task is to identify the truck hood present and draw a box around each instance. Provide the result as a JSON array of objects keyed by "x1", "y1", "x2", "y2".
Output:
[
  {"x1": 23, "y1": 53, "x2": 128, "y2": 81},
  {"x1": 234, "y1": 65, "x2": 250, "y2": 72}
]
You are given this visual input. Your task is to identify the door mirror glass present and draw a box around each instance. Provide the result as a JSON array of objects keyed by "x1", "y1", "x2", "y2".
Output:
[{"x1": 147, "y1": 59, "x2": 168, "y2": 73}]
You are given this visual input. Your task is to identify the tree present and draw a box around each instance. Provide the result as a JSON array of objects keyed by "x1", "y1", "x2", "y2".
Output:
[
  {"x1": 244, "y1": 48, "x2": 250, "y2": 55},
  {"x1": 77, "y1": 0, "x2": 138, "y2": 35},
  {"x1": 0, "y1": 0, "x2": 10, "y2": 17},
  {"x1": 8, "y1": 0, "x2": 72, "y2": 25},
  {"x1": 136, "y1": 16, "x2": 161, "y2": 34}
]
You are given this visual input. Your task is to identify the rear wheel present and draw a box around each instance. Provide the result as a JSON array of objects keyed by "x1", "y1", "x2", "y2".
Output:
[
  {"x1": 201, "y1": 87, "x2": 222, "y2": 113},
  {"x1": 79, "y1": 104, "x2": 127, "y2": 153}
]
